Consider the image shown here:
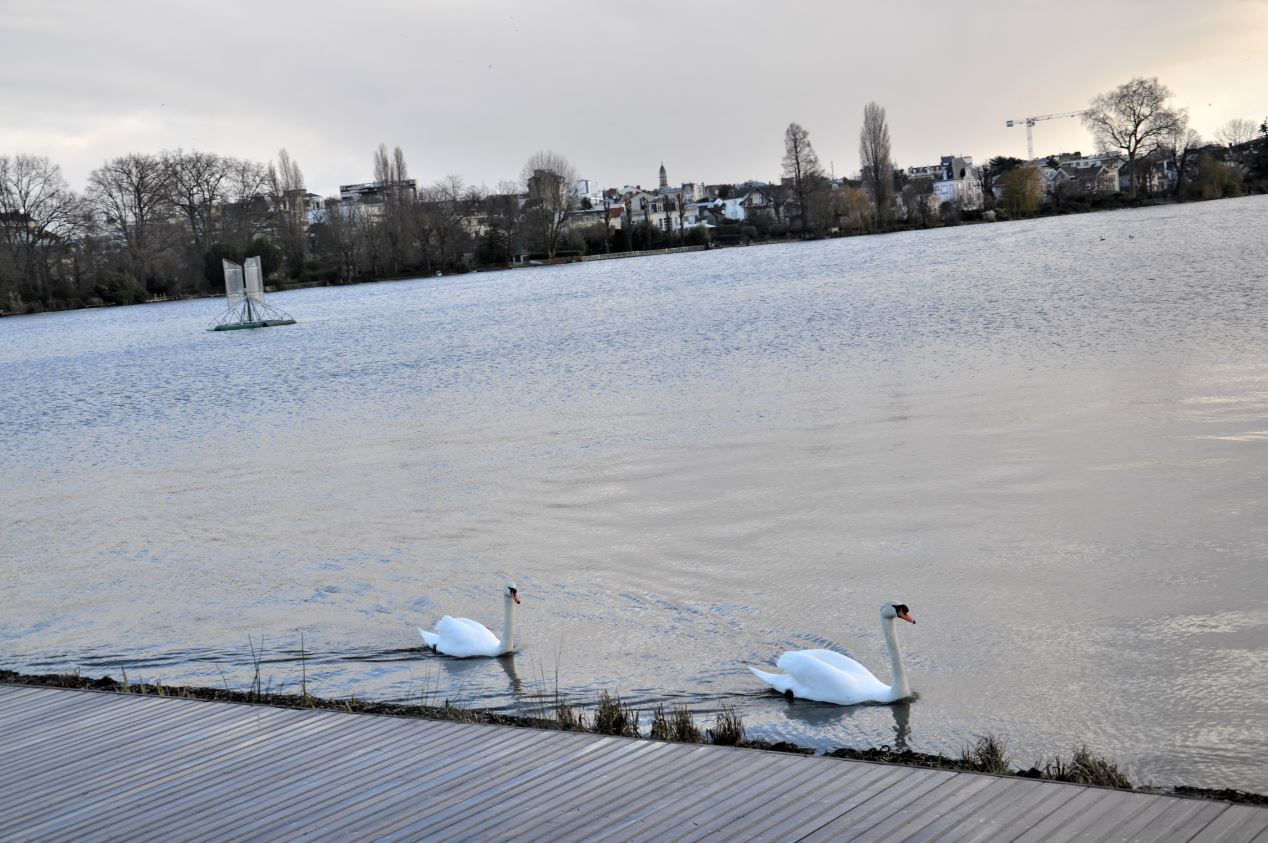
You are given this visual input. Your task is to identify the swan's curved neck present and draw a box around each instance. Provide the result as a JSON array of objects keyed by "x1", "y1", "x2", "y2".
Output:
[
  {"x1": 881, "y1": 616, "x2": 910, "y2": 701},
  {"x1": 499, "y1": 594, "x2": 516, "y2": 654}
]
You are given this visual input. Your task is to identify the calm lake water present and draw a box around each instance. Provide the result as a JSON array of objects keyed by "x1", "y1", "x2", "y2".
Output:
[{"x1": 3, "y1": 197, "x2": 1267, "y2": 791}]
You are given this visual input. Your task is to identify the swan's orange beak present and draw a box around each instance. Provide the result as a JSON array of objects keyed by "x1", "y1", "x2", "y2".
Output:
[
  {"x1": 510, "y1": 590, "x2": 520, "y2": 604},
  {"x1": 897, "y1": 609, "x2": 915, "y2": 624}
]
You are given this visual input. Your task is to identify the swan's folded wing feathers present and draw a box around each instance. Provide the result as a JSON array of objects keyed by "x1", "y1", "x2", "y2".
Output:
[
  {"x1": 798, "y1": 648, "x2": 875, "y2": 681},
  {"x1": 777, "y1": 650, "x2": 870, "y2": 705},
  {"x1": 434, "y1": 615, "x2": 502, "y2": 657}
]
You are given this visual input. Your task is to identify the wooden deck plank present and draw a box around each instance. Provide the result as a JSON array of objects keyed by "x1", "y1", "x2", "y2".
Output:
[
  {"x1": 398, "y1": 737, "x2": 667, "y2": 841},
  {"x1": 266, "y1": 726, "x2": 574, "y2": 841},
  {"x1": 933, "y1": 778, "x2": 1082, "y2": 842},
  {"x1": 522, "y1": 742, "x2": 755, "y2": 843},
  {"x1": 1127, "y1": 796, "x2": 1231, "y2": 842},
  {"x1": 418, "y1": 740, "x2": 674, "y2": 842},
  {"x1": 463, "y1": 739, "x2": 705, "y2": 843},
  {"x1": 408, "y1": 730, "x2": 617, "y2": 822},
  {"x1": 1068, "y1": 790, "x2": 1176, "y2": 842},
  {"x1": 1042, "y1": 792, "x2": 1171, "y2": 843},
  {"x1": 0, "y1": 698, "x2": 283, "y2": 833},
  {"x1": 1011, "y1": 787, "x2": 1134, "y2": 842},
  {"x1": 799, "y1": 769, "x2": 964, "y2": 842},
  {"x1": 673, "y1": 751, "x2": 845, "y2": 842},
  {"x1": 37, "y1": 705, "x2": 373, "y2": 836},
  {"x1": 142, "y1": 712, "x2": 423, "y2": 837},
  {"x1": 1189, "y1": 804, "x2": 1268, "y2": 843},
  {"x1": 557, "y1": 744, "x2": 772, "y2": 843},
  {"x1": 18, "y1": 705, "x2": 364, "y2": 838},
  {"x1": 616, "y1": 751, "x2": 813, "y2": 843},
  {"x1": 901, "y1": 774, "x2": 1035, "y2": 842},
  {"x1": 91, "y1": 710, "x2": 404, "y2": 837},
  {"x1": 0, "y1": 691, "x2": 173, "y2": 758},
  {"x1": 746, "y1": 763, "x2": 915, "y2": 842},
  {"x1": 299, "y1": 728, "x2": 614, "y2": 841},
  {"x1": 2, "y1": 684, "x2": 1265, "y2": 843},
  {"x1": 848, "y1": 769, "x2": 1000, "y2": 842},
  {"x1": 233, "y1": 721, "x2": 519, "y2": 841},
  {"x1": 0, "y1": 693, "x2": 250, "y2": 788},
  {"x1": 0, "y1": 684, "x2": 99, "y2": 725}
]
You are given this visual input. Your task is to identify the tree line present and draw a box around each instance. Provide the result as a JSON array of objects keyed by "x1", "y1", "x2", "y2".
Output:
[{"x1": 3, "y1": 77, "x2": 1265, "y2": 315}]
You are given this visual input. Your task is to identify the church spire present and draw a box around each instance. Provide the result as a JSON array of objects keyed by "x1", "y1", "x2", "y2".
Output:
[{"x1": 658, "y1": 162, "x2": 668, "y2": 188}]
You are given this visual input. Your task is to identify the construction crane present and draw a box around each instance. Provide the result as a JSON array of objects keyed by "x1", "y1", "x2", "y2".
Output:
[{"x1": 1005, "y1": 111, "x2": 1088, "y2": 160}]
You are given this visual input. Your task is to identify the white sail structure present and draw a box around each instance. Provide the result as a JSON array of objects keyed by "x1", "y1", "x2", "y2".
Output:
[{"x1": 209, "y1": 257, "x2": 296, "y2": 331}]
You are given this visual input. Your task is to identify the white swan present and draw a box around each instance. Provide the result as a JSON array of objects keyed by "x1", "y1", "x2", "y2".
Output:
[
  {"x1": 418, "y1": 582, "x2": 520, "y2": 658},
  {"x1": 749, "y1": 602, "x2": 915, "y2": 705}
]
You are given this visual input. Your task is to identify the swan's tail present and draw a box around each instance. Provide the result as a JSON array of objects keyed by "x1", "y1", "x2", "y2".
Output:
[
  {"x1": 418, "y1": 628, "x2": 439, "y2": 648},
  {"x1": 749, "y1": 666, "x2": 793, "y2": 695}
]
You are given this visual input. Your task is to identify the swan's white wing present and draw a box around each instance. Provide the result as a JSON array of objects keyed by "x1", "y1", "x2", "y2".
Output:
[
  {"x1": 431, "y1": 615, "x2": 502, "y2": 658},
  {"x1": 774, "y1": 650, "x2": 891, "y2": 705},
  {"x1": 798, "y1": 649, "x2": 878, "y2": 682}
]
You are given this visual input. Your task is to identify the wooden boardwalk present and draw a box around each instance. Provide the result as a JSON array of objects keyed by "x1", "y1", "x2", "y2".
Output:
[{"x1": 1, "y1": 684, "x2": 1264, "y2": 842}]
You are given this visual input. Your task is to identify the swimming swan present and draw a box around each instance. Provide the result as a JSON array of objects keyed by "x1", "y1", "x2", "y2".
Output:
[
  {"x1": 419, "y1": 582, "x2": 520, "y2": 658},
  {"x1": 749, "y1": 602, "x2": 915, "y2": 705}
]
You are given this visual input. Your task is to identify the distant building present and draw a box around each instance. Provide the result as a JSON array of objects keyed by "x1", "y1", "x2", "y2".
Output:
[{"x1": 336, "y1": 179, "x2": 417, "y2": 220}]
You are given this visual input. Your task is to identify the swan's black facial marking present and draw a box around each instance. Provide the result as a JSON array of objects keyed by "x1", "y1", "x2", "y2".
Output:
[
  {"x1": 894, "y1": 604, "x2": 908, "y2": 615},
  {"x1": 507, "y1": 586, "x2": 520, "y2": 604}
]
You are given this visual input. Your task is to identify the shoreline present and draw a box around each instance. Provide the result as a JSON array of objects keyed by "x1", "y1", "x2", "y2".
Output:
[
  {"x1": 4, "y1": 668, "x2": 1263, "y2": 807},
  {"x1": 6, "y1": 192, "x2": 1263, "y2": 319}
]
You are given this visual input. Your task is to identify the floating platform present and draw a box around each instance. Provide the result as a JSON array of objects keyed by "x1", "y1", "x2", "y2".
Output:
[
  {"x1": 208, "y1": 256, "x2": 296, "y2": 332},
  {"x1": 210, "y1": 318, "x2": 297, "y2": 331}
]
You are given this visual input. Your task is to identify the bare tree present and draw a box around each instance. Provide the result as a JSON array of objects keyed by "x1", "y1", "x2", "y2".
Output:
[
  {"x1": 900, "y1": 177, "x2": 936, "y2": 227},
  {"x1": 1083, "y1": 77, "x2": 1185, "y2": 199},
  {"x1": 859, "y1": 102, "x2": 894, "y2": 227},
  {"x1": 520, "y1": 150, "x2": 577, "y2": 258},
  {"x1": 269, "y1": 148, "x2": 308, "y2": 278},
  {"x1": 1162, "y1": 124, "x2": 1203, "y2": 197},
  {"x1": 483, "y1": 179, "x2": 524, "y2": 265},
  {"x1": 418, "y1": 174, "x2": 478, "y2": 272},
  {"x1": 87, "y1": 153, "x2": 172, "y2": 286},
  {"x1": 164, "y1": 149, "x2": 229, "y2": 253},
  {"x1": 373, "y1": 143, "x2": 412, "y2": 274},
  {"x1": 0, "y1": 154, "x2": 85, "y2": 303},
  {"x1": 1215, "y1": 118, "x2": 1257, "y2": 148},
  {"x1": 312, "y1": 199, "x2": 363, "y2": 283},
  {"x1": 782, "y1": 122, "x2": 825, "y2": 234},
  {"x1": 219, "y1": 157, "x2": 274, "y2": 251}
]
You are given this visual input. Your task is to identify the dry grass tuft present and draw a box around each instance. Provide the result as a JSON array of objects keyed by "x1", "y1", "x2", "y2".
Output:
[
  {"x1": 649, "y1": 703, "x2": 704, "y2": 743},
  {"x1": 555, "y1": 701, "x2": 586, "y2": 731},
  {"x1": 1044, "y1": 745, "x2": 1132, "y2": 789},
  {"x1": 707, "y1": 705, "x2": 745, "y2": 746},
  {"x1": 592, "y1": 691, "x2": 640, "y2": 738},
  {"x1": 960, "y1": 734, "x2": 1012, "y2": 775},
  {"x1": 669, "y1": 704, "x2": 704, "y2": 743}
]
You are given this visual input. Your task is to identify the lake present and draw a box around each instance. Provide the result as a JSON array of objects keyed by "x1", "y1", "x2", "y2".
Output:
[{"x1": 2, "y1": 196, "x2": 1266, "y2": 791}]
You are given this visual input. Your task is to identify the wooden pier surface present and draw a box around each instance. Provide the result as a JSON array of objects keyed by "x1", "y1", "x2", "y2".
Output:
[{"x1": 1, "y1": 683, "x2": 1265, "y2": 841}]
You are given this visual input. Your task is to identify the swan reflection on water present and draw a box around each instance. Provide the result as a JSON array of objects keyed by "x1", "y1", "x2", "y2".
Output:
[
  {"x1": 496, "y1": 653, "x2": 523, "y2": 695},
  {"x1": 781, "y1": 697, "x2": 913, "y2": 753}
]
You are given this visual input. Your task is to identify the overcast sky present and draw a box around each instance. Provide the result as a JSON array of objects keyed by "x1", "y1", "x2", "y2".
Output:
[{"x1": 2, "y1": 0, "x2": 1265, "y2": 196}]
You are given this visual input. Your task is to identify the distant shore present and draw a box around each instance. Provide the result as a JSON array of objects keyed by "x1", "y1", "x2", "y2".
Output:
[
  {"x1": 8, "y1": 192, "x2": 1264, "y2": 319},
  {"x1": 0, "y1": 192, "x2": 1186, "y2": 316}
]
